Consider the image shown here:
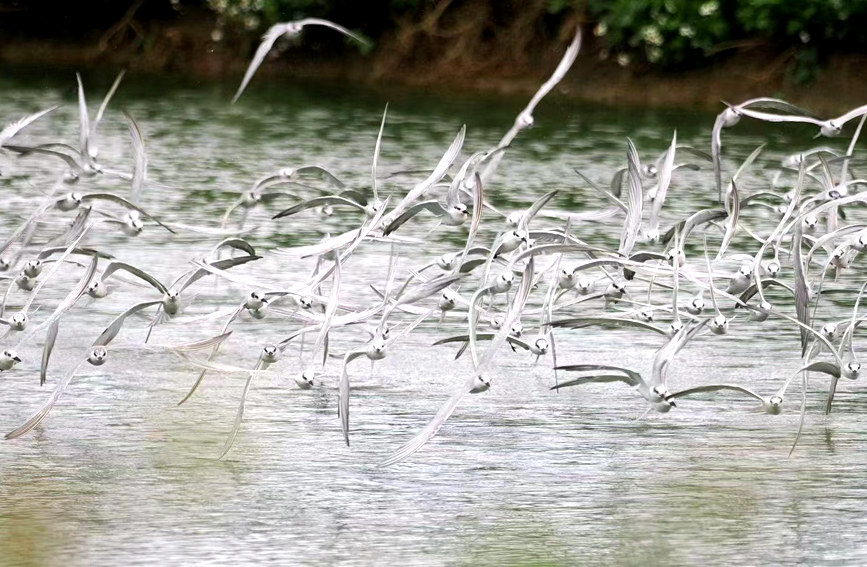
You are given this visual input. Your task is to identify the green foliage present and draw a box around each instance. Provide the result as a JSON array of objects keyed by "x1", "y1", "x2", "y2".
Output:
[
  {"x1": 736, "y1": 0, "x2": 867, "y2": 47},
  {"x1": 588, "y1": 0, "x2": 867, "y2": 79},
  {"x1": 205, "y1": 0, "x2": 867, "y2": 82},
  {"x1": 588, "y1": 0, "x2": 730, "y2": 65}
]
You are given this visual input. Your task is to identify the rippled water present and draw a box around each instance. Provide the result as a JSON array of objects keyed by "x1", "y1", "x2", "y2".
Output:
[{"x1": 1, "y1": 72, "x2": 867, "y2": 566}]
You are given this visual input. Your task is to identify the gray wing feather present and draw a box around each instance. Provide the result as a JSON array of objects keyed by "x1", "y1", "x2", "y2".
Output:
[
  {"x1": 6, "y1": 359, "x2": 88, "y2": 440},
  {"x1": 232, "y1": 24, "x2": 287, "y2": 103}
]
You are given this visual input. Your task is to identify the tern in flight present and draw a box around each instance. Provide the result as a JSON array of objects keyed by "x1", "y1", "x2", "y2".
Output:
[{"x1": 232, "y1": 18, "x2": 370, "y2": 103}]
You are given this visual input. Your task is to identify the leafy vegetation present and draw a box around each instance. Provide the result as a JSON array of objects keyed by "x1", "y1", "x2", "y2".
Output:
[
  {"x1": 589, "y1": 0, "x2": 867, "y2": 81},
  {"x1": 204, "y1": 0, "x2": 867, "y2": 82}
]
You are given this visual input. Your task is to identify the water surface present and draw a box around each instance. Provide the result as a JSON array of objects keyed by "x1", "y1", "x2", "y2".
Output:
[{"x1": 1, "y1": 73, "x2": 866, "y2": 566}]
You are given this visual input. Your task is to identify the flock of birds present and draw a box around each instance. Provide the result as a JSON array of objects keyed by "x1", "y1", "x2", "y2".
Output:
[{"x1": 2, "y1": 21, "x2": 867, "y2": 465}]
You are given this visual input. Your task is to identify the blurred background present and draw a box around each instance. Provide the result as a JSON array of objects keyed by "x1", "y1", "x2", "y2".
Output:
[{"x1": 2, "y1": 0, "x2": 867, "y2": 111}]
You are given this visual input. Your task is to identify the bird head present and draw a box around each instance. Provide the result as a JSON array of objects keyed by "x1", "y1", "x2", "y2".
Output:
[
  {"x1": 438, "y1": 290, "x2": 457, "y2": 310},
  {"x1": 10, "y1": 312, "x2": 27, "y2": 330},
  {"x1": 295, "y1": 368, "x2": 316, "y2": 389},
  {"x1": 24, "y1": 259, "x2": 42, "y2": 277},
  {"x1": 637, "y1": 309, "x2": 654, "y2": 323},
  {"x1": 576, "y1": 277, "x2": 594, "y2": 295},
  {"x1": 495, "y1": 272, "x2": 514, "y2": 292},
  {"x1": 470, "y1": 375, "x2": 491, "y2": 393},
  {"x1": 509, "y1": 321, "x2": 523, "y2": 337},
  {"x1": 262, "y1": 344, "x2": 279, "y2": 363},
  {"x1": 517, "y1": 111, "x2": 534, "y2": 129},
  {"x1": 367, "y1": 338, "x2": 387, "y2": 360},
  {"x1": 437, "y1": 253, "x2": 456, "y2": 271},
  {"x1": 88, "y1": 346, "x2": 108, "y2": 366},
  {"x1": 768, "y1": 395, "x2": 783, "y2": 413},
  {"x1": 710, "y1": 313, "x2": 729, "y2": 335},
  {"x1": 820, "y1": 120, "x2": 842, "y2": 138},
  {"x1": 505, "y1": 211, "x2": 523, "y2": 228},
  {"x1": 3, "y1": 349, "x2": 21, "y2": 363},
  {"x1": 651, "y1": 384, "x2": 670, "y2": 401},
  {"x1": 245, "y1": 291, "x2": 267, "y2": 311}
]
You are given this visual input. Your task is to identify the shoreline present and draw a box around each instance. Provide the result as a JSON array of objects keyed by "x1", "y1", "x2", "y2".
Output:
[{"x1": 2, "y1": 15, "x2": 867, "y2": 115}]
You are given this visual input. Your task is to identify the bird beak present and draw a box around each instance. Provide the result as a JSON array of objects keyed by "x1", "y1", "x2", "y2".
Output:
[
  {"x1": 13, "y1": 356, "x2": 21, "y2": 362},
  {"x1": 669, "y1": 400, "x2": 677, "y2": 407}
]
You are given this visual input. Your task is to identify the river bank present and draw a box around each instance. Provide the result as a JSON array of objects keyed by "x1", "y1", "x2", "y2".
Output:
[{"x1": 2, "y1": 11, "x2": 866, "y2": 115}]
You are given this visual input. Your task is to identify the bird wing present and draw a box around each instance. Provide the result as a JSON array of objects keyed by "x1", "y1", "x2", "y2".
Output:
[
  {"x1": 390, "y1": 125, "x2": 465, "y2": 219},
  {"x1": 795, "y1": 361, "x2": 841, "y2": 379},
  {"x1": 382, "y1": 200, "x2": 447, "y2": 235},
  {"x1": 81, "y1": 193, "x2": 175, "y2": 233},
  {"x1": 716, "y1": 179, "x2": 740, "y2": 259},
  {"x1": 0, "y1": 105, "x2": 59, "y2": 146},
  {"x1": 272, "y1": 195, "x2": 365, "y2": 219},
  {"x1": 737, "y1": 107, "x2": 822, "y2": 126},
  {"x1": 834, "y1": 104, "x2": 867, "y2": 126},
  {"x1": 549, "y1": 316, "x2": 666, "y2": 335},
  {"x1": 101, "y1": 260, "x2": 168, "y2": 294},
  {"x1": 740, "y1": 97, "x2": 821, "y2": 118},
  {"x1": 667, "y1": 383, "x2": 765, "y2": 402},
  {"x1": 552, "y1": 363, "x2": 640, "y2": 386},
  {"x1": 518, "y1": 190, "x2": 559, "y2": 232},
  {"x1": 481, "y1": 28, "x2": 582, "y2": 184},
  {"x1": 76, "y1": 73, "x2": 91, "y2": 160},
  {"x1": 174, "y1": 254, "x2": 261, "y2": 293},
  {"x1": 232, "y1": 24, "x2": 288, "y2": 103},
  {"x1": 218, "y1": 357, "x2": 267, "y2": 460},
  {"x1": 792, "y1": 224, "x2": 810, "y2": 356},
  {"x1": 338, "y1": 349, "x2": 367, "y2": 446},
  {"x1": 619, "y1": 138, "x2": 643, "y2": 257},
  {"x1": 372, "y1": 103, "x2": 388, "y2": 202},
  {"x1": 40, "y1": 320, "x2": 61, "y2": 387},
  {"x1": 300, "y1": 18, "x2": 370, "y2": 46},
  {"x1": 21, "y1": 224, "x2": 92, "y2": 314},
  {"x1": 312, "y1": 257, "x2": 342, "y2": 356},
  {"x1": 293, "y1": 165, "x2": 346, "y2": 189},
  {"x1": 93, "y1": 70, "x2": 126, "y2": 132},
  {"x1": 122, "y1": 109, "x2": 147, "y2": 205},
  {"x1": 211, "y1": 238, "x2": 256, "y2": 258},
  {"x1": 649, "y1": 131, "x2": 677, "y2": 233},
  {"x1": 477, "y1": 257, "x2": 535, "y2": 374},
  {"x1": 379, "y1": 374, "x2": 478, "y2": 467},
  {"x1": 522, "y1": 28, "x2": 582, "y2": 118},
  {"x1": 5, "y1": 359, "x2": 88, "y2": 440},
  {"x1": 92, "y1": 299, "x2": 163, "y2": 347},
  {"x1": 651, "y1": 319, "x2": 708, "y2": 387},
  {"x1": 273, "y1": 228, "x2": 359, "y2": 258},
  {"x1": 394, "y1": 274, "x2": 462, "y2": 308},
  {"x1": 177, "y1": 304, "x2": 246, "y2": 406},
  {"x1": 6, "y1": 144, "x2": 80, "y2": 169},
  {"x1": 19, "y1": 252, "x2": 98, "y2": 350}
]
